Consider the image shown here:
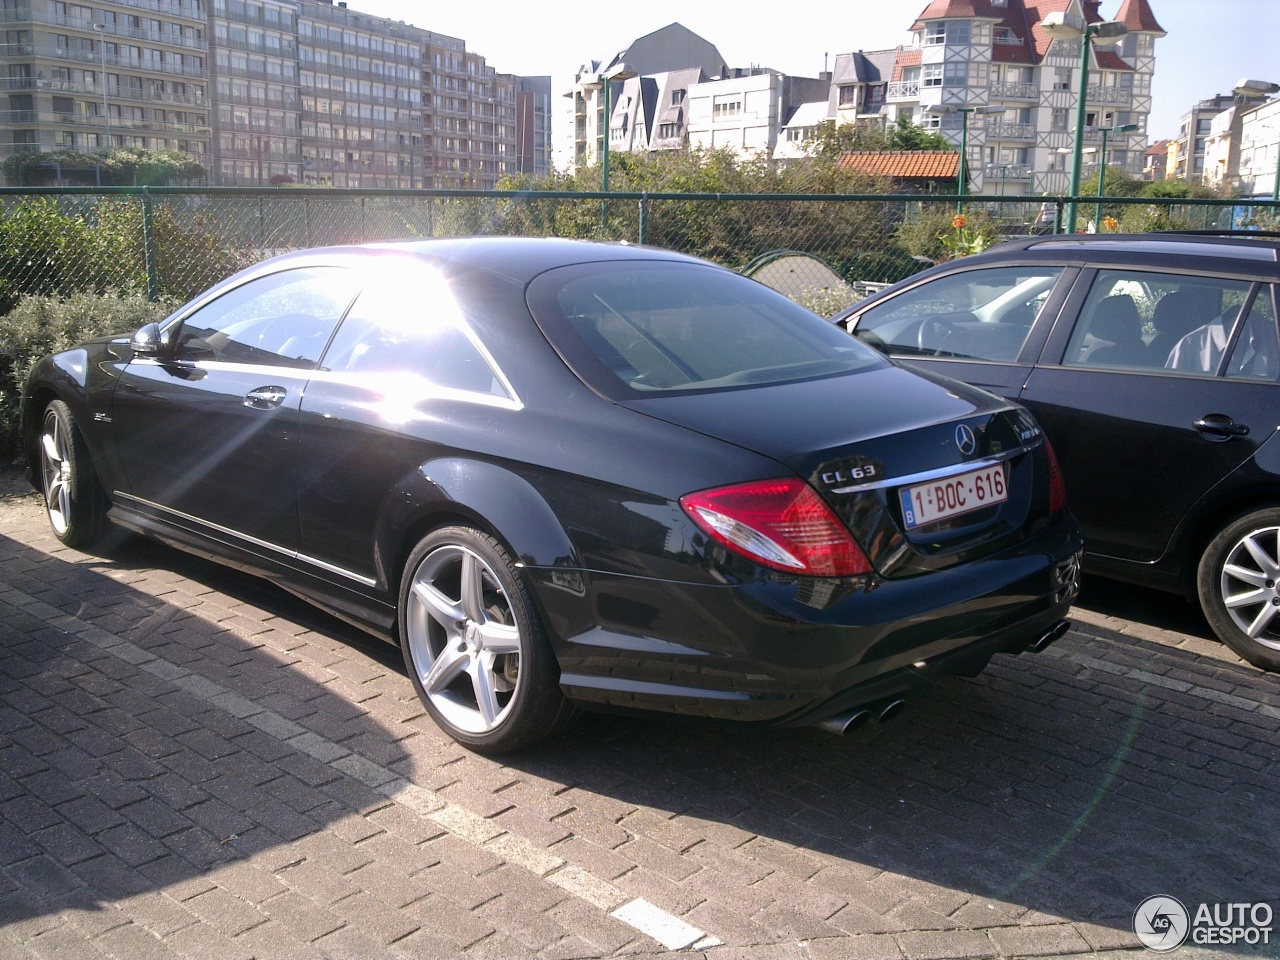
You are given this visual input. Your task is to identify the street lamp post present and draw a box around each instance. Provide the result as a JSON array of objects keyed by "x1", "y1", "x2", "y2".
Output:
[
  {"x1": 92, "y1": 22, "x2": 111, "y2": 150},
  {"x1": 1090, "y1": 122, "x2": 1139, "y2": 228},
  {"x1": 926, "y1": 103, "x2": 1003, "y2": 213},
  {"x1": 1233, "y1": 78, "x2": 1280, "y2": 203},
  {"x1": 1040, "y1": 12, "x2": 1128, "y2": 232}
]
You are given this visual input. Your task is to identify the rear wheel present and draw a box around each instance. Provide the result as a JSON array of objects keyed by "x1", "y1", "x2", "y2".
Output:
[
  {"x1": 1197, "y1": 508, "x2": 1280, "y2": 672},
  {"x1": 398, "y1": 525, "x2": 575, "y2": 752},
  {"x1": 39, "y1": 400, "x2": 107, "y2": 548}
]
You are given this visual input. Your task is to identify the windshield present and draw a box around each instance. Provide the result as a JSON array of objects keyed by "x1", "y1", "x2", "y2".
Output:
[{"x1": 527, "y1": 261, "x2": 886, "y2": 398}]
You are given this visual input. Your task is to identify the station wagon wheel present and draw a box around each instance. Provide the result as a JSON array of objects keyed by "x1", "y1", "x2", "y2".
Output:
[
  {"x1": 1197, "y1": 509, "x2": 1280, "y2": 672},
  {"x1": 398, "y1": 526, "x2": 575, "y2": 753},
  {"x1": 39, "y1": 400, "x2": 107, "y2": 548}
]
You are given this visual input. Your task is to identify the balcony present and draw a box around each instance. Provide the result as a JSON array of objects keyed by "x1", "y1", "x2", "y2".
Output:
[
  {"x1": 986, "y1": 121, "x2": 1034, "y2": 141},
  {"x1": 989, "y1": 80, "x2": 1036, "y2": 100},
  {"x1": 0, "y1": 109, "x2": 209, "y2": 135},
  {"x1": 887, "y1": 80, "x2": 919, "y2": 100},
  {"x1": 2, "y1": 43, "x2": 206, "y2": 78},
  {"x1": 983, "y1": 163, "x2": 1031, "y2": 181},
  {"x1": 1086, "y1": 84, "x2": 1131, "y2": 105}
]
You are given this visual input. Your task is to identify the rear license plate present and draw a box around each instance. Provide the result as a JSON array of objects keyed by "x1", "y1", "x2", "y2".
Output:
[{"x1": 900, "y1": 464, "x2": 1007, "y2": 529}]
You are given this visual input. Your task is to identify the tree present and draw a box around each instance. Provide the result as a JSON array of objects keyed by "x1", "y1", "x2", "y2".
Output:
[
  {"x1": 2, "y1": 147, "x2": 206, "y2": 187},
  {"x1": 804, "y1": 116, "x2": 952, "y2": 161}
]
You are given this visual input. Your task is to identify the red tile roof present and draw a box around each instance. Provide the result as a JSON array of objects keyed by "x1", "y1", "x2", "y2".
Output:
[
  {"x1": 838, "y1": 150, "x2": 961, "y2": 179},
  {"x1": 1116, "y1": 0, "x2": 1166, "y2": 33}
]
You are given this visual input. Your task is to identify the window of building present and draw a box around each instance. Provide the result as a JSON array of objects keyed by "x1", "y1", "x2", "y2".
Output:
[
  {"x1": 1051, "y1": 108, "x2": 1069, "y2": 130},
  {"x1": 925, "y1": 21, "x2": 970, "y2": 45},
  {"x1": 671, "y1": 88, "x2": 685, "y2": 105},
  {"x1": 838, "y1": 84, "x2": 857, "y2": 106},
  {"x1": 712, "y1": 96, "x2": 741, "y2": 119},
  {"x1": 922, "y1": 64, "x2": 943, "y2": 87}
]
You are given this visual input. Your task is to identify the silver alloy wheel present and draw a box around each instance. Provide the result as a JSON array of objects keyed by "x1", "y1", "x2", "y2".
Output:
[
  {"x1": 41, "y1": 408, "x2": 73, "y2": 537},
  {"x1": 403, "y1": 544, "x2": 522, "y2": 734},
  {"x1": 1219, "y1": 525, "x2": 1280, "y2": 652}
]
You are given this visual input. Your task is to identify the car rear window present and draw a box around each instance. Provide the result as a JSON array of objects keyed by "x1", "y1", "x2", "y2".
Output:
[{"x1": 526, "y1": 261, "x2": 886, "y2": 397}]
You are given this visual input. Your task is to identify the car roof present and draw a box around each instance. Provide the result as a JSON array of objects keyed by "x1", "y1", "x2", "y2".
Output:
[
  {"x1": 248, "y1": 236, "x2": 713, "y2": 286},
  {"x1": 972, "y1": 233, "x2": 1280, "y2": 268}
]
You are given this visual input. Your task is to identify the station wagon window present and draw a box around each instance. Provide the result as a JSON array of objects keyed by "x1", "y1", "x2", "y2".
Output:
[
  {"x1": 851, "y1": 266, "x2": 1063, "y2": 361},
  {"x1": 321, "y1": 272, "x2": 511, "y2": 399},
  {"x1": 1063, "y1": 270, "x2": 1267, "y2": 377},
  {"x1": 172, "y1": 267, "x2": 357, "y2": 368}
]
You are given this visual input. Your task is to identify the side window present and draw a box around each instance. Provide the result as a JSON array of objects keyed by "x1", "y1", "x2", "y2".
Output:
[
  {"x1": 173, "y1": 267, "x2": 356, "y2": 368},
  {"x1": 321, "y1": 272, "x2": 510, "y2": 398},
  {"x1": 1064, "y1": 270, "x2": 1253, "y2": 374},
  {"x1": 852, "y1": 266, "x2": 1063, "y2": 361},
  {"x1": 1226, "y1": 287, "x2": 1278, "y2": 381}
]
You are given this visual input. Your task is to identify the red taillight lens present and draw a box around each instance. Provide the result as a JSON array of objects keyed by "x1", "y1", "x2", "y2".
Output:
[
  {"x1": 680, "y1": 477, "x2": 872, "y2": 577},
  {"x1": 1044, "y1": 436, "x2": 1067, "y2": 515}
]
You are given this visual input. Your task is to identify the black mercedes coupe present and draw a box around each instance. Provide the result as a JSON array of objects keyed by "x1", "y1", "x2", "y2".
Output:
[{"x1": 23, "y1": 238, "x2": 1082, "y2": 752}]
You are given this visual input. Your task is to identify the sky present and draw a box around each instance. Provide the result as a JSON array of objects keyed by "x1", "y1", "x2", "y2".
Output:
[{"x1": 355, "y1": 0, "x2": 1279, "y2": 159}]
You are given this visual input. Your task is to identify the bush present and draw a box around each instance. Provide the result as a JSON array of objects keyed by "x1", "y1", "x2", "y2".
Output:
[{"x1": 0, "y1": 292, "x2": 176, "y2": 459}]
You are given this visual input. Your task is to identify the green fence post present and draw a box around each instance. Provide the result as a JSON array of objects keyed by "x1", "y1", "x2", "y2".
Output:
[
  {"x1": 304, "y1": 197, "x2": 312, "y2": 247},
  {"x1": 638, "y1": 193, "x2": 648, "y2": 245},
  {"x1": 141, "y1": 187, "x2": 159, "y2": 301},
  {"x1": 257, "y1": 194, "x2": 265, "y2": 249},
  {"x1": 360, "y1": 196, "x2": 366, "y2": 242}
]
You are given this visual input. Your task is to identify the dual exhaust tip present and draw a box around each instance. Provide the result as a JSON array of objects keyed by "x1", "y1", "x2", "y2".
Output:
[
  {"x1": 815, "y1": 619, "x2": 1072, "y2": 737},
  {"x1": 815, "y1": 699, "x2": 905, "y2": 736}
]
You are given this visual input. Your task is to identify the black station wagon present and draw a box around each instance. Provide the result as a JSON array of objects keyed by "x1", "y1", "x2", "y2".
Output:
[
  {"x1": 833, "y1": 233, "x2": 1280, "y2": 672},
  {"x1": 24, "y1": 238, "x2": 1082, "y2": 751}
]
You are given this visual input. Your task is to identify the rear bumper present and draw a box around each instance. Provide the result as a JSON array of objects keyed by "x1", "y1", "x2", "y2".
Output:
[{"x1": 535, "y1": 512, "x2": 1083, "y2": 724}]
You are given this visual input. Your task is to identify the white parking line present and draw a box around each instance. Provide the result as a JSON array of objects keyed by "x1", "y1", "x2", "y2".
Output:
[{"x1": 0, "y1": 581, "x2": 723, "y2": 952}]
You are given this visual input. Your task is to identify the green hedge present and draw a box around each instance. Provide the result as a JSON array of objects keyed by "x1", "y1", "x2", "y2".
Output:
[{"x1": 1, "y1": 292, "x2": 176, "y2": 460}]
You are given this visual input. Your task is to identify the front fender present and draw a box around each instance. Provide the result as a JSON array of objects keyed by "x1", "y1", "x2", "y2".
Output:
[{"x1": 375, "y1": 456, "x2": 579, "y2": 587}]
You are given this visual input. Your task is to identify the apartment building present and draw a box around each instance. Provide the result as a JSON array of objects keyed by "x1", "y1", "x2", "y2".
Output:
[
  {"x1": 0, "y1": 0, "x2": 210, "y2": 164},
  {"x1": 877, "y1": 0, "x2": 1164, "y2": 197},
  {"x1": 512, "y1": 73, "x2": 550, "y2": 177},
  {"x1": 209, "y1": 0, "x2": 299, "y2": 185},
  {"x1": 569, "y1": 1, "x2": 1168, "y2": 198},
  {"x1": 2, "y1": 0, "x2": 536, "y2": 188},
  {"x1": 571, "y1": 22, "x2": 725, "y2": 170}
]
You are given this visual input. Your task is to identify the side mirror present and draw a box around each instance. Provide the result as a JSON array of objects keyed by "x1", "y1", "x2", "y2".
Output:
[{"x1": 132, "y1": 322, "x2": 174, "y2": 358}]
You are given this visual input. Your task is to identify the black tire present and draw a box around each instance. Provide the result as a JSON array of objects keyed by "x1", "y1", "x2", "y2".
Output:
[
  {"x1": 398, "y1": 525, "x2": 576, "y2": 753},
  {"x1": 1197, "y1": 508, "x2": 1280, "y2": 672},
  {"x1": 39, "y1": 400, "x2": 108, "y2": 549}
]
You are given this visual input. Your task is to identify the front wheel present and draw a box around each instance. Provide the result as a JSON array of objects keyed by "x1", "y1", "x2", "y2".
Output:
[
  {"x1": 1197, "y1": 509, "x2": 1280, "y2": 672},
  {"x1": 398, "y1": 525, "x2": 575, "y2": 753},
  {"x1": 39, "y1": 400, "x2": 107, "y2": 548}
]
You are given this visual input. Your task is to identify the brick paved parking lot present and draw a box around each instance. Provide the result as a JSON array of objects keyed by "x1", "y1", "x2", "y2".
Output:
[{"x1": 1, "y1": 470, "x2": 1277, "y2": 960}]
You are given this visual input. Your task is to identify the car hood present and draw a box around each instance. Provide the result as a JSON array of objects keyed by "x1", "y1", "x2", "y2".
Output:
[{"x1": 619, "y1": 363, "x2": 1012, "y2": 477}]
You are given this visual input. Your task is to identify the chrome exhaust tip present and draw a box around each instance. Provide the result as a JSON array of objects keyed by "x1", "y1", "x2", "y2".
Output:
[
  {"x1": 815, "y1": 709, "x2": 871, "y2": 736},
  {"x1": 1028, "y1": 619, "x2": 1071, "y2": 653},
  {"x1": 876, "y1": 699, "x2": 906, "y2": 723}
]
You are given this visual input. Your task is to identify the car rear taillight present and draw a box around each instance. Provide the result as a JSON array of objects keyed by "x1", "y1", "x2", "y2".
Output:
[
  {"x1": 680, "y1": 477, "x2": 872, "y2": 577},
  {"x1": 1044, "y1": 437, "x2": 1067, "y2": 515}
]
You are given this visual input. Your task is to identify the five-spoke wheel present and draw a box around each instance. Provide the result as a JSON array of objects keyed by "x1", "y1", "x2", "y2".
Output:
[
  {"x1": 399, "y1": 526, "x2": 573, "y2": 752},
  {"x1": 39, "y1": 400, "x2": 106, "y2": 548},
  {"x1": 1198, "y1": 509, "x2": 1280, "y2": 672}
]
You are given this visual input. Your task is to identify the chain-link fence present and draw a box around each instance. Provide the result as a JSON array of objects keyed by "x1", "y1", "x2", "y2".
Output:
[{"x1": 1, "y1": 186, "x2": 1276, "y2": 317}]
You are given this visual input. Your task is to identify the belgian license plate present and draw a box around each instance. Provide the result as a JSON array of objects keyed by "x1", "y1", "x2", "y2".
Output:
[{"x1": 900, "y1": 464, "x2": 1007, "y2": 529}]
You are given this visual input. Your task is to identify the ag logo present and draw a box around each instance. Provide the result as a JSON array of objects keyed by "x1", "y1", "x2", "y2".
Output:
[{"x1": 1133, "y1": 896, "x2": 1190, "y2": 951}]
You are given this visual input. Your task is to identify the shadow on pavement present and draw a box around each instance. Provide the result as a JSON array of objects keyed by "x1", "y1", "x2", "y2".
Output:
[
  {"x1": 2, "y1": 499, "x2": 1277, "y2": 950},
  {"x1": 0, "y1": 529, "x2": 412, "y2": 929}
]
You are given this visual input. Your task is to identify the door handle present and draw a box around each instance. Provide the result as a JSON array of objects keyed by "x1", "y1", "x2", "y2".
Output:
[
  {"x1": 244, "y1": 385, "x2": 287, "y2": 409},
  {"x1": 1194, "y1": 413, "x2": 1249, "y2": 440}
]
